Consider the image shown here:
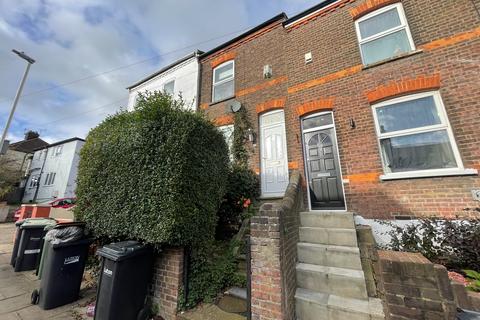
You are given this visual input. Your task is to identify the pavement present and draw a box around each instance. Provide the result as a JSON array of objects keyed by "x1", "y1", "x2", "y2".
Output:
[{"x1": 0, "y1": 222, "x2": 95, "y2": 320}]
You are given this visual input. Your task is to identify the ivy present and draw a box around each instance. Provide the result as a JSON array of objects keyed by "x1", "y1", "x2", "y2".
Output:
[
  {"x1": 74, "y1": 92, "x2": 229, "y2": 246},
  {"x1": 232, "y1": 107, "x2": 252, "y2": 168}
]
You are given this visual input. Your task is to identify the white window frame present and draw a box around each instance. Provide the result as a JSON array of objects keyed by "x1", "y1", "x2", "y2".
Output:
[
  {"x1": 55, "y1": 146, "x2": 62, "y2": 156},
  {"x1": 372, "y1": 91, "x2": 476, "y2": 180},
  {"x1": 354, "y1": 3, "x2": 415, "y2": 65},
  {"x1": 212, "y1": 60, "x2": 235, "y2": 103},
  {"x1": 163, "y1": 79, "x2": 175, "y2": 96}
]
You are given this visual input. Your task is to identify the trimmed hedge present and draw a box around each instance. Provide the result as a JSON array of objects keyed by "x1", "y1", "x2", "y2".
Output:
[{"x1": 75, "y1": 92, "x2": 229, "y2": 246}]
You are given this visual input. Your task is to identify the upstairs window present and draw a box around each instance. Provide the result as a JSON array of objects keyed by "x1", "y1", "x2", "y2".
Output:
[
  {"x1": 355, "y1": 3, "x2": 415, "y2": 65},
  {"x1": 212, "y1": 61, "x2": 234, "y2": 103},
  {"x1": 373, "y1": 92, "x2": 463, "y2": 178},
  {"x1": 163, "y1": 80, "x2": 175, "y2": 96}
]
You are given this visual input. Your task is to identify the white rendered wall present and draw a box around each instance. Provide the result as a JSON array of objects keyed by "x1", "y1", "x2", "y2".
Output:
[
  {"x1": 127, "y1": 56, "x2": 199, "y2": 111},
  {"x1": 23, "y1": 140, "x2": 84, "y2": 203}
]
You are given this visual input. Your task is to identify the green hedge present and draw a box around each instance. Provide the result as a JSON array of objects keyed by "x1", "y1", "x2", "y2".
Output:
[{"x1": 75, "y1": 92, "x2": 229, "y2": 246}]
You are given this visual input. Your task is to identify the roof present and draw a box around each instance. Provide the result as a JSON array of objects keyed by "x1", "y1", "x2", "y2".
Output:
[
  {"x1": 126, "y1": 50, "x2": 204, "y2": 90},
  {"x1": 284, "y1": 0, "x2": 339, "y2": 26},
  {"x1": 9, "y1": 137, "x2": 49, "y2": 153},
  {"x1": 199, "y1": 13, "x2": 287, "y2": 59},
  {"x1": 33, "y1": 137, "x2": 85, "y2": 151}
]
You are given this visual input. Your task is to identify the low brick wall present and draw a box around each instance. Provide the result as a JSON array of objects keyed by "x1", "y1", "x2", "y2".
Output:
[
  {"x1": 378, "y1": 250, "x2": 456, "y2": 320},
  {"x1": 451, "y1": 280, "x2": 480, "y2": 312},
  {"x1": 250, "y1": 171, "x2": 303, "y2": 320},
  {"x1": 150, "y1": 247, "x2": 184, "y2": 320}
]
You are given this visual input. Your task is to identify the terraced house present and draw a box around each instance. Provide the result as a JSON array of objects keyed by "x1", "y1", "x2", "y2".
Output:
[
  {"x1": 199, "y1": 0, "x2": 480, "y2": 220},
  {"x1": 198, "y1": 0, "x2": 480, "y2": 319}
]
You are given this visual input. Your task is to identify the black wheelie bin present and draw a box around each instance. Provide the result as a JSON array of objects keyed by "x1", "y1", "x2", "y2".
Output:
[
  {"x1": 12, "y1": 218, "x2": 57, "y2": 271},
  {"x1": 31, "y1": 225, "x2": 93, "y2": 309},
  {"x1": 94, "y1": 241, "x2": 153, "y2": 320}
]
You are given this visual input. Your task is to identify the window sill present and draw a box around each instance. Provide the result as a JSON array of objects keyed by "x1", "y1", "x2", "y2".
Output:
[
  {"x1": 259, "y1": 194, "x2": 284, "y2": 200},
  {"x1": 209, "y1": 96, "x2": 236, "y2": 107},
  {"x1": 362, "y1": 49, "x2": 424, "y2": 70},
  {"x1": 380, "y1": 168, "x2": 478, "y2": 181}
]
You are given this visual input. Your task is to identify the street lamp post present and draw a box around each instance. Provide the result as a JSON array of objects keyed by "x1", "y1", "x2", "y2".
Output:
[{"x1": 0, "y1": 50, "x2": 36, "y2": 152}]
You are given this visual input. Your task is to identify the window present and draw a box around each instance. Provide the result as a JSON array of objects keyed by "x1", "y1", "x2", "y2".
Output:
[
  {"x1": 355, "y1": 3, "x2": 415, "y2": 65},
  {"x1": 43, "y1": 172, "x2": 56, "y2": 185},
  {"x1": 212, "y1": 61, "x2": 234, "y2": 103},
  {"x1": 218, "y1": 124, "x2": 234, "y2": 160},
  {"x1": 163, "y1": 80, "x2": 175, "y2": 96},
  {"x1": 55, "y1": 146, "x2": 62, "y2": 156},
  {"x1": 29, "y1": 175, "x2": 39, "y2": 188},
  {"x1": 373, "y1": 92, "x2": 465, "y2": 179}
]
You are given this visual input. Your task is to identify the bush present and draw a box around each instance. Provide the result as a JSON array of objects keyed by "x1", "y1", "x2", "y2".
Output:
[
  {"x1": 75, "y1": 92, "x2": 229, "y2": 246},
  {"x1": 216, "y1": 165, "x2": 259, "y2": 239},
  {"x1": 179, "y1": 240, "x2": 245, "y2": 310},
  {"x1": 383, "y1": 218, "x2": 480, "y2": 271}
]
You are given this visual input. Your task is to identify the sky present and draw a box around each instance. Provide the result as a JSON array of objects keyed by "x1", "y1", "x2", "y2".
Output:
[{"x1": 0, "y1": 0, "x2": 321, "y2": 144}]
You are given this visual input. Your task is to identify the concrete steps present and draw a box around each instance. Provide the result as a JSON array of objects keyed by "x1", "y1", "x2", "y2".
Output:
[
  {"x1": 297, "y1": 242, "x2": 363, "y2": 270},
  {"x1": 295, "y1": 211, "x2": 385, "y2": 320},
  {"x1": 296, "y1": 263, "x2": 368, "y2": 300},
  {"x1": 299, "y1": 227, "x2": 357, "y2": 247},
  {"x1": 300, "y1": 211, "x2": 354, "y2": 229},
  {"x1": 295, "y1": 288, "x2": 384, "y2": 320}
]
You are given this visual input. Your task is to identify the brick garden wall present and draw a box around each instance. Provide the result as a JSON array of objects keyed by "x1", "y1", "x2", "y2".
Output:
[
  {"x1": 250, "y1": 171, "x2": 303, "y2": 320},
  {"x1": 378, "y1": 250, "x2": 456, "y2": 320},
  {"x1": 150, "y1": 247, "x2": 184, "y2": 320},
  {"x1": 199, "y1": 0, "x2": 480, "y2": 220}
]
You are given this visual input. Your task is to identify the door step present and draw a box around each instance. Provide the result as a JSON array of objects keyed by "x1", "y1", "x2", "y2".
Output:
[
  {"x1": 300, "y1": 212, "x2": 354, "y2": 229},
  {"x1": 299, "y1": 227, "x2": 358, "y2": 247},
  {"x1": 295, "y1": 288, "x2": 384, "y2": 320},
  {"x1": 297, "y1": 242, "x2": 362, "y2": 270},
  {"x1": 296, "y1": 263, "x2": 368, "y2": 300}
]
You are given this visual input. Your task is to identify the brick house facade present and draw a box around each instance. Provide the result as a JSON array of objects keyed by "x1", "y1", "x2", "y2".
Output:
[{"x1": 199, "y1": 0, "x2": 480, "y2": 219}]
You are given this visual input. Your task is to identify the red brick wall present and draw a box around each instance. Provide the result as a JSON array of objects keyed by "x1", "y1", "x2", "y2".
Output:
[
  {"x1": 377, "y1": 251, "x2": 457, "y2": 319},
  {"x1": 250, "y1": 171, "x2": 303, "y2": 320},
  {"x1": 200, "y1": 0, "x2": 480, "y2": 219},
  {"x1": 150, "y1": 247, "x2": 184, "y2": 320}
]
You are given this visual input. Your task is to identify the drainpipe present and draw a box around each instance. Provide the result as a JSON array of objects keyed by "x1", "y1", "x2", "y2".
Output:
[{"x1": 33, "y1": 148, "x2": 48, "y2": 203}]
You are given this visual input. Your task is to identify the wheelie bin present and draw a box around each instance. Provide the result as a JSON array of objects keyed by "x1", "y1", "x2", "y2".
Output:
[
  {"x1": 35, "y1": 222, "x2": 86, "y2": 278},
  {"x1": 94, "y1": 241, "x2": 153, "y2": 320},
  {"x1": 31, "y1": 225, "x2": 92, "y2": 310},
  {"x1": 12, "y1": 218, "x2": 57, "y2": 271},
  {"x1": 10, "y1": 219, "x2": 25, "y2": 266}
]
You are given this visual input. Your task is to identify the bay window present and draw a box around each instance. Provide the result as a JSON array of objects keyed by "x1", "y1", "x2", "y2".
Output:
[
  {"x1": 373, "y1": 92, "x2": 468, "y2": 179},
  {"x1": 212, "y1": 61, "x2": 234, "y2": 103},
  {"x1": 355, "y1": 3, "x2": 415, "y2": 65}
]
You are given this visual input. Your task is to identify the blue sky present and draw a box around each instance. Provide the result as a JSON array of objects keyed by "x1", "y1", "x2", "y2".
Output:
[{"x1": 0, "y1": 0, "x2": 321, "y2": 143}]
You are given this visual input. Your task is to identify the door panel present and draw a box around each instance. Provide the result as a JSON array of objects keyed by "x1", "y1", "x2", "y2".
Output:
[
  {"x1": 261, "y1": 111, "x2": 289, "y2": 196},
  {"x1": 304, "y1": 127, "x2": 345, "y2": 210}
]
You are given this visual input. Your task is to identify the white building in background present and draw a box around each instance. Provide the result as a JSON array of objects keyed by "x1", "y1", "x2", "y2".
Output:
[
  {"x1": 126, "y1": 50, "x2": 203, "y2": 111},
  {"x1": 23, "y1": 138, "x2": 85, "y2": 203}
]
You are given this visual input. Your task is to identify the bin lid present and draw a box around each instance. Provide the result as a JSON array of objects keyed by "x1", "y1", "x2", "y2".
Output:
[
  {"x1": 20, "y1": 218, "x2": 57, "y2": 229},
  {"x1": 97, "y1": 240, "x2": 149, "y2": 261}
]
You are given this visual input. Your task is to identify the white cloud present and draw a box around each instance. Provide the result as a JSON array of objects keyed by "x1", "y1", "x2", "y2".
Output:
[{"x1": 0, "y1": 0, "x2": 320, "y2": 143}]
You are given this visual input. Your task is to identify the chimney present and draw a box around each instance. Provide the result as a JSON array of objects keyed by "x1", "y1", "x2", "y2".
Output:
[{"x1": 24, "y1": 130, "x2": 40, "y2": 140}]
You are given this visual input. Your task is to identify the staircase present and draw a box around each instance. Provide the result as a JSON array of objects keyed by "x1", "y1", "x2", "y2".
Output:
[{"x1": 295, "y1": 211, "x2": 385, "y2": 320}]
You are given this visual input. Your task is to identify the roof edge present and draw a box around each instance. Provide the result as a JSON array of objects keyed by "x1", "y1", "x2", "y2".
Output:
[
  {"x1": 200, "y1": 12, "x2": 287, "y2": 59},
  {"x1": 34, "y1": 137, "x2": 85, "y2": 151},
  {"x1": 126, "y1": 50, "x2": 204, "y2": 90}
]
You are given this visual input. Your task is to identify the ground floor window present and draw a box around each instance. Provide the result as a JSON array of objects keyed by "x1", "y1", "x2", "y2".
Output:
[
  {"x1": 372, "y1": 91, "x2": 463, "y2": 177},
  {"x1": 218, "y1": 124, "x2": 234, "y2": 160}
]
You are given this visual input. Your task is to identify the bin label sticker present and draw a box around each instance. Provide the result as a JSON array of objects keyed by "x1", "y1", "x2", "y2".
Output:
[
  {"x1": 30, "y1": 237, "x2": 40, "y2": 241},
  {"x1": 64, "y1": 256, "x2": 80, "y2": 265},
  {"x1": 24, "y1": 249, "x2": 41, "y2": 255},
  {"x1": 103, "y1": 268, "x2": 113, "y2": 276}
]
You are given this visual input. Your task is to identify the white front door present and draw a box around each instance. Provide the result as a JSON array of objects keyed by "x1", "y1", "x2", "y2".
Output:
[{"x1": 260, "y1": 110, "x2": 289, "y2": 197}]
